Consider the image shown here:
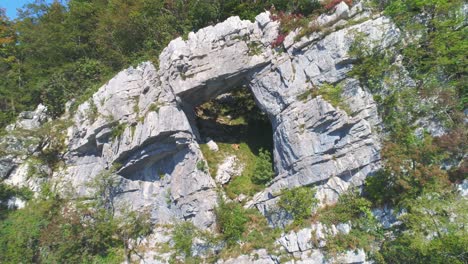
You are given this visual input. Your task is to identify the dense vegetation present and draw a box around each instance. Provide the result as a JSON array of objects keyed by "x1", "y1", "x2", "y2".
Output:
[
  {"x1": 0, "y1": 0, "x2": 326, "y2": 129},
  {"x1": 0, "y1": 170, "x2": 152, "y2": 263},
  {"x1": 0, "y1": 0, "x2": 466, "y2": 263}
]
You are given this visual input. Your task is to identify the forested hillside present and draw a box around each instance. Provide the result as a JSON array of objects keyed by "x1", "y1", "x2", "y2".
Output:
[
  {"x1": 0, "y1": 0, "x2": 467, "y2": 263},
  {"x1": 0, "y1": 0, "x2": 324, "y2": 128}
]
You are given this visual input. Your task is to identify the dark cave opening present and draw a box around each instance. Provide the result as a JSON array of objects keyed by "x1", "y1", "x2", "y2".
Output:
[{"x1": 192, "y1": 85, "x2": 275, "y2": 199}]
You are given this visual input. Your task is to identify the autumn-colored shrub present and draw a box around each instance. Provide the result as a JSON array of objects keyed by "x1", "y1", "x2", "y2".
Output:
[
  {"x1": 272, "y1": 34, "x2": 286, "y2": 48},
  {"x1": 270, "y1": 10, "x2": 308, "y2": 34}
]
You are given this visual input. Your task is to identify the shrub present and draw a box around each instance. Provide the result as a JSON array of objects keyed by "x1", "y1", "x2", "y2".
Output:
[
  {"x1": 215, "y1": 198, "x2": 248, "y2": 245},
  {"x1": 196, "y1": 160, "x2": 207, "y2": 173},
  {"x1": 317, "y1": 191, "x2": 372, "y2": 225},
  {"x1": 173, "y1": 221, "x2": 197, "y2": 258},
  {"x1": 364, "y1": 136, "x2": 450, "y2": 206},
  {"x1": 252, "y1": 148, "x2": 274, "y2": 185},
  {"x1": 277, "y1": 187, "x2": 318, "y2": 225},
  {"x1": 317, "y1": 83, "x2": 350, "y2": 113},
  {"x1": 0, "y1": 183, "x2": 33, "y2": 219},
  {"x1": 110, "y1": 123, "x2": 127, "y2": 140},
  {"x1": 271, "y1": 34, "x2": 287, "y2": 48}
]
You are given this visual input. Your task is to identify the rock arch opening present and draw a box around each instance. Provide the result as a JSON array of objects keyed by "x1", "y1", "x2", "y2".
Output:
[{"x1": 188, "y1": 85, "x2": 275, "y2": 199}]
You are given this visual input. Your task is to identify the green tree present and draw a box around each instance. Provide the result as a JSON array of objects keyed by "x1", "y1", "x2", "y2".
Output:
[
  {"x1": 277, "y1": 187, "x2": 318, "y2": 225},
  {"x1": 215, "y1": 197, "x2": 248, "y2": 245},
  {"x1": 173, "y1": 221, "x2": 197, "y2": 258},
  {"x1": 252, "y1": 148, "x2": 274, "y2": 185}
]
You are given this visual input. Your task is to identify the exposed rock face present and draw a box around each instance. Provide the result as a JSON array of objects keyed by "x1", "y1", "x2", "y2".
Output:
[
  {"x1": 215, "y1": 155, "x2": 243, "y2": 185},
  {"x1": 3, "y1": 1, "x2": 399, "y2": 236},
  {"x1": 248, "y1": 10, "x2": 399, "y2": 221},
  {"x1": 155, "y1": 3, "x2": 399, "y2": 225},
  {"x1": 1, "y1": 104, "x2": 49, "y2": 191},
  {"x1": 61, "y1": 62, "x2": 218, "y2": 229}
]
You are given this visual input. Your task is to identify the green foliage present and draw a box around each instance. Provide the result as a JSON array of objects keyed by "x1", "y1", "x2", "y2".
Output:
[
  {"x1": 277, "y1": 187, "x2": 318, "y2": 225},
  {"x1": 0, "y1": 167, "x2": 152, "y2": 263},
  {"x1": 148, "y1": 102, "x2": 161, "y2": 113},
  {"x1": 247, "y1": 41, "x2": 263, "y2": 56},
  {"x1": 241, "y1": 208, "x2": 282, "y2": 251},
  {"x1": 297, "y1": 83, "x2": 350, "y2": 113},
  {"x1": 317, "y1": 191, "x2": 373, "y2": 226},
  {"x1": 364, "y1": 135, "x2": 450, "y2": 206},
  {"x1": 110, "y1": 122, "x2": 127, "y2": 140},
  {"x1": 3, "y1": 119, "x2": 71, "y2": 175},
  {"x1": 252, "y1": 148, "x2": 274, "y2": 185},
  {"x1": 379, "y1": 189, "x2": 468, "y2": 264},
  {"x1": 0, "y1": 0, "x2": 329, "y2": 130},
  {"x1": 0, "y1": 198, "x2": 58, "y2": 263},
  {"x1": 380, "y1": 232, "x2": 468, "y2": 264},
  {"x1": 348, "y1": 32, "x2": 392, "y2": 93},
  {"x1": 297, "y1": 88, "x2": 315, "y2": 101},
  {"x1": 0, "y1": 183, "x2": 33, "y2": 219},
  {"x1": 317, "y1": 83, "x2": 350, "y2": 113},
  {"x1": 173, "y1": 221, "x2": 197, "y2": 258},
  {"x1": 313, "y1": 191, "x2": 383, "y2": 258},
  {"x1": 196, "y1": 160, "x2": 207, "y2": 173},
  {"x1": 197, "y1": 86, "x2": 273, "y2": 199},
  {"x1": 86, "y1": 98, "x2": 99, "y2": 123},
  {"x1": 215, "y1": 198, "x2": 248, "y2": 245}
]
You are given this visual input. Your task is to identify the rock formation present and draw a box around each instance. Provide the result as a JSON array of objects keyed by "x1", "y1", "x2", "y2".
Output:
[
  {"x1": 2, "y1": 1, "x2": 407, "y2": 262},
  {"x1": 3, "y1": 1, "x2": 401, "y2": 231}
]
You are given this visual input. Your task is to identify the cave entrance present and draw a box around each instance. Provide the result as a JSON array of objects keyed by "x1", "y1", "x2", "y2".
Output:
[{"x1": 193, "y1": 85, "x2": 274, "y2": 200}]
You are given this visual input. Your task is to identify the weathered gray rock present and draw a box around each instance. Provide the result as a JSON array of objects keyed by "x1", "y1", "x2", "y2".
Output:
[
  {"x1": 217, "y1": 249, "x2": 279, "y2": 264},
  {"x1": 0, "y1": 158, "x2": 16, "y2": 180},
  {"x1": 206, "y1": 138, "x2": 219, "y2": 152},
  {"x1": 8, "y1": 104, "x2": 48, "y2": 131},
  {"x1": 3, "y1": 4, "x2": 402, "y2": 261},
  {"x1": 372, "y1": 205, "x2": 402, "y2": 229},
  {"x1": 248, "y1": 14, "x2": 398, "y2": 219},
  {"x1": 458, "y1": 179, "x2": 468, "y2": 197},
  {"x1": 59, "y1": 61, "x2": 219, "y2": 229},
  {"x1": 278, "y1": 222, "x2": 351, "y2": 254},
  {"x1": 1, "y1": 104, "x2": 50, "y2": 190},
  {"x1": 1, "y1": 2, "x2": 396, "y2": 232},
  {"x1": 215, "y1": 155, "x2": 243, "y2": 185}
]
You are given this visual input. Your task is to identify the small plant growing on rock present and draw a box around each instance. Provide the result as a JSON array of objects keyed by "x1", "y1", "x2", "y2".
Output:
[
  {"x1": 86, "y1": 99, "x2": 99, "y2": 123},
  {"x1": 110, "y1": 123, "x2": 127, "y2": 140},
  {"x1": 252, "y1": 148, "x2": 274, "y2": 185},
  {"x1": 215, "y1": 198, "x2": 248, "y2": 245},
  {"x1": 173, "y1": 221, "x2": 197, "y2": 258},
  {"x1": 148, "y1": 102, "x2": 161, "y2": 113},
  {"x1": 247, "y1": 41, "x2": 262, "y2": 56},
  {"x1": 196, "y1": 160, "x2": 207, "y2": 173},
  {"x1": 277, "y1": 187, "x2": 318, "y2": 226}
]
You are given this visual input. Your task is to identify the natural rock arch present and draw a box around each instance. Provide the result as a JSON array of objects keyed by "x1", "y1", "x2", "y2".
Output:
[{"x1": 55, "y1": 3, "x2": 399, "y2": 229}]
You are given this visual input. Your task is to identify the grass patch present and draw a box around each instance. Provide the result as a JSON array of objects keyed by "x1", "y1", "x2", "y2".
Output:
[
  {"x1": 196, "y1": 87, "x2": 274, "y2": 200},
  {"x1": 200, "y1": 142, "x2": 265, "y2": 199},
  {"x1": 297, "y1": 83, "x2": 351, "y2": 114}
]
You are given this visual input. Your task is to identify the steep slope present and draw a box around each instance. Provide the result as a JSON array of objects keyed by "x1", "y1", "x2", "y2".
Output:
[{"x1": 2, "y1": 1, "x2": 466, "y2": 263}]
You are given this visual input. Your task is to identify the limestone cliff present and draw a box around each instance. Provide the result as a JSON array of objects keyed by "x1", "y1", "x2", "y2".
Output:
[{"x1": 2, "y1": 1, "x2": 406, "y2": 263}]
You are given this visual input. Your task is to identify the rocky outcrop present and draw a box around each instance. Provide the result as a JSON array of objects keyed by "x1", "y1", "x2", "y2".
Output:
[
  {"x1": 2, "y1": 1, "x2": 401, "y2": 232},
  {"x1": 60, "y1": 62, "x2": 218, "y2": 229},
  {"x1": 215, "y1": 156, "x2": 243, "y2": 185},
  {"x1": 248, "y1": 9, "x2": 399, "y2": 222},
  {"x1": 155, "y1": 3, "x2": 399, "y2": 225},
  {"x1": 1, "y1": 104, "x2": 49, "y2": 191}
]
